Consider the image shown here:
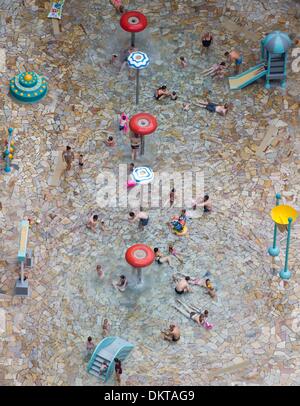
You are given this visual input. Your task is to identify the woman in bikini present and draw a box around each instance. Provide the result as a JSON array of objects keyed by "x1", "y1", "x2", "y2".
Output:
[
  {"x1": 130, "y1": 133, "x2": 141, "y2": 160},
  {"x1": 201, "y1": 32, "x2": 213, "y2": 55}
]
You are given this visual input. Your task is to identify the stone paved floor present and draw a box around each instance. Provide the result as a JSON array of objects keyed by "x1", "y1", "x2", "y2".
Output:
[{"x1": 0, "y1": 0, "x2": 300, "y2": 386}]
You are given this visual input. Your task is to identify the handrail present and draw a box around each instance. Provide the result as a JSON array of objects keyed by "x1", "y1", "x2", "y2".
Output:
[{"x1": 86, "y1": 336, "x2": 116, "y2": 372}]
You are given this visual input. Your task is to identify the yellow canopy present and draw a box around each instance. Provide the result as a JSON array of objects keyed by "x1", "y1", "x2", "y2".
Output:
[{"x1": 270, "y1": 205, "x2": 298, "y2": 225}]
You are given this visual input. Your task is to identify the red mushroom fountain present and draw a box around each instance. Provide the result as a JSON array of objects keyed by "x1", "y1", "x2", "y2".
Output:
[
  {"x1": 129, "y1": 112, "x2": 158, "y2": 155},
  {"x1": 120, "y1": 11, "x2": 148, "y2": 47},
  {"x1": 125, "y1": 243, "x2": 155, "y2": 284}
]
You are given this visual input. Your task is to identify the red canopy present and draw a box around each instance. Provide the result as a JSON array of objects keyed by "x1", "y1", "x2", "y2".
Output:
[
  {"x1": 129, "y1": 113, "x2": 158, "y2": 135},
  {"x1": 125, "y1": 244, "x2": 155, "y2": 268},
  {"x1": 120, "y1": 11, "x2": 148, "y2": 33}
]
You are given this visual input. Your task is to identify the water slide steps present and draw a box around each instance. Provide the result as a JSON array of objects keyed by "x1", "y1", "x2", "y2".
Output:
[
  {"x1": 87, "y1": 336, "x2": 134, "y2": 382},
  {"x1": 270, "y1": 67, "x2": 285, "y2": 73},
  {"x1": 228, "y1": 63, "x2": 266, "y2": 90},
  {"x1": 270, "y1": 60, "x2": 285, "y2": 67},
  {"x1": 89, "y1": 354, "x2": 110, "y2": 378},
  {"x1": 269, "y1": 72, "x2": 285, "y2": 79},
  {"x1": 269, "y1": 56, "x2": 285, "y2": 75}
]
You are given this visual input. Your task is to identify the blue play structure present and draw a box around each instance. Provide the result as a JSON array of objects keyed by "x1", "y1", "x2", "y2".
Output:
[
  {"x1": 229, "y1": 31, "x2": 291, "y2": 90},
  {"x1": 87, "y1": 336, "x2": 134, "y2": 382},
  {"x1": 261, "y1": 31, "x2": 292, "y2": 88}
]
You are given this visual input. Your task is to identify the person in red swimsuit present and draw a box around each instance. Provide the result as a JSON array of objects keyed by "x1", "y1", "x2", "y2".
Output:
[{"x1": 114, "y1": 358, "x2": 122, "y2": 385}]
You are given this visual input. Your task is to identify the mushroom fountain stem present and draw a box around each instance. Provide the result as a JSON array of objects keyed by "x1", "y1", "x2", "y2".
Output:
[
  {"x1": 141, "y1": 135, "x2": 145, "y2": 155},
  {"x1": 268, "y1": 193, "x2": 281, "y2": 257},
  {"x1": 279, "y1": 217, "x2": 293, "y2": 280},
  {"x1": 140, "y1": 185, "x2": 144, "y2": 211},
  {"x1": 131, "y1": 32, "x2": 135, "y2": 47},
  {"x1": 136, "y1": 69, "x2": 140, "y2": 105},
  {"x1": 135, "y1": 267, "x2": 142, "y2": 284}
]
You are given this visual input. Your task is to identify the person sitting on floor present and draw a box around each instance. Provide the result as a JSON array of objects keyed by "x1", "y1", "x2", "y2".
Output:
[
  {"x1": 169, "y1": 209, "x2": 188, "y2": 233},
  {"x1": 87, "y1": 214, "x2": 99, "y2": 233},
  {"x1": 154, "y1": 247, "x2": 172, "y2": 266},
  {"x1": 174, "y1": 276, "x2": 192, "y2": 294},
  {"x1": 171, "y1": 91, "x2": 178, "y2": 100},
  {"x1": 104, "y1": 136, "x2": 116, "y2": 147},
  {"x1": 161, "y1": 324, "x2": 180, "y2": 342},
  {"x1": 205, "y1": 278, "x2": 216, "y2": 298},
  {"x1": 192, "y1": 194, "x2": 212, "y2": 212},
  {"x1": 112, "y1": 275, "x2": 128, "y2": 292},
  {"x1": 155, "y1": 85, "x2": 171, "y2": 100}
]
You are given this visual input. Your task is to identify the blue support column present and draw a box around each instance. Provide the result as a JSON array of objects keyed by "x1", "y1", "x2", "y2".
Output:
[
  {"x1": 279, "y1": 217, "x2": 293, "y2": 280},
  {"x1": 265, "y1": 52, "x2": 271, "y2": 89},
  {"x1": 268, "y1": 193, "x2": 281, "y2": 256},
  {"x1": 4, "y1": 127, "x2": 13, "y2": 173},
  {"x1": 281, "y1": 53, "x2": 287, "y2": 89}
]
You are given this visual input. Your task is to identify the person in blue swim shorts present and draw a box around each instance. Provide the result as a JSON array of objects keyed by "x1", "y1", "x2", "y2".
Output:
[{"x1": 224, "y1": 50, "x2": 243, "y2": 74}]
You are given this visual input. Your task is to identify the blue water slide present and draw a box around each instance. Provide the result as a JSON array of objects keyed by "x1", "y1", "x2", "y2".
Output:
[
  {"x1": 87, "y1": 336, "x2": 134, "y2": 382},
  {"x1": 228, "y1": 63, "x2": 267, "y2": 90}
]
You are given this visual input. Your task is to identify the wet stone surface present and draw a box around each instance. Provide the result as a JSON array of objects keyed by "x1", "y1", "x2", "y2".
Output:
[{"x1": 0, "y1": 0, "x2": 300, "y2": 386}]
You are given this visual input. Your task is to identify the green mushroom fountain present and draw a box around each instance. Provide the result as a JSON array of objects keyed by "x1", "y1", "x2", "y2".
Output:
[{"x1": 9, "y1": 71, "x2": 48, "y2": 103}]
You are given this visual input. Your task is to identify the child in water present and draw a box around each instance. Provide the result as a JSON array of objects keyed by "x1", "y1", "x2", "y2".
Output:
[
  {"x1": 179, "y1": 56, "x2": 188, "y2": 68},
  {"x1": 205, "y1": 279, "x2": 216, "y2": 298}
]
